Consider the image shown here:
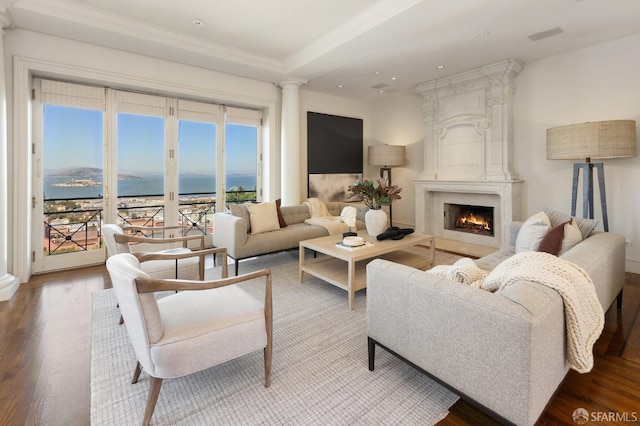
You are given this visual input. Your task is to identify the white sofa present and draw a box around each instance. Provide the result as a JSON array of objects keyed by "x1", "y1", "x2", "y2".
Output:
[
  {"x1": 214, "y1": 202, "x2": 367, "y2": 275},
  {"x1": 366, "y1": 219, "x2": 626, "y2": 425}
]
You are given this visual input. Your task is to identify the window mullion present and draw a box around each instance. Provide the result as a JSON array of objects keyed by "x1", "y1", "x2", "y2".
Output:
[{"x1": 165, "y1": 98, "x2": 179, "y2": 227}]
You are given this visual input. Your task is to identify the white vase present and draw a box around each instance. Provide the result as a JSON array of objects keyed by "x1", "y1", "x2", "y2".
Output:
[{"x1": 365, "y1": 209, "x2": 388, "y2": 237}]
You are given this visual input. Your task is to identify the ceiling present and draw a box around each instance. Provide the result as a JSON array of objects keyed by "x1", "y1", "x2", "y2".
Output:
[{"x1": 2, "y1": 0, "x2": 640, "y2": 102}]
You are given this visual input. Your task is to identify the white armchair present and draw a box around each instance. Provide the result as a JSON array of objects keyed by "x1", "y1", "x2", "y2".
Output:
[
  {"x1": 102, "y1": 224, "x2": 205, "y2": 280},
  {"x1": 106, "y1": 250, "x2": 272, "y2": 426}
]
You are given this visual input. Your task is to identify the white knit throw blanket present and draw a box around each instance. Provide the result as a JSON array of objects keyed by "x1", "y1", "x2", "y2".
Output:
[
  {"x1": 429, "y1": 258, "x2": 488, "y2": 288},
  {"x1": 429, "y1": 251, "x2": 604, "y2": 373}
]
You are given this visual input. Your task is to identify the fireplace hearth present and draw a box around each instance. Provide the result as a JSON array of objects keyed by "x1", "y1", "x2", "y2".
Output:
[{"x1": 445, "y1": 203, "x2": 494, "y2": 236}]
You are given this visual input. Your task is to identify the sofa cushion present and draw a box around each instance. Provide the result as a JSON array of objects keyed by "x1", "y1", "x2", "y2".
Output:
[
  {"x1": 247, "y1": 201, "x2": 280, "y2": 235},
  {"x1": 229, "y1": 203, "x2": 251, "y2": 233},
  {"x1": 543, "y1": 207, "x2": 597, "y2": 239},
  {"x1": 559, "y1": 219, "x2": 583, "y2": 255},
  {"x1": 515, "y1": 211, "x2": 551, "y2": 253}
]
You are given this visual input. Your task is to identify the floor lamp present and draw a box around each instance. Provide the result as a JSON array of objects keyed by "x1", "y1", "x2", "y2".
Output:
[
  {"x1": 368, "y1": 144, "x2": 406, "y2": 226},
  {"x1": 546, "y1": 120, "x2": 637, "y2": 232}
]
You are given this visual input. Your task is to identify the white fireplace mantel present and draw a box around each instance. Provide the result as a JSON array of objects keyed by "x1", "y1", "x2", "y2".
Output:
[
  {"x1": 414, "y1": 59, "x2": 524, "y2": 248},
  {"x1": 415, "y1": 180, "x2": 522, "y2": 248}
]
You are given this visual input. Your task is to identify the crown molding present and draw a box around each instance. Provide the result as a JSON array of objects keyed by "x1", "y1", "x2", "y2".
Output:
[{"x1": 12, "y1": 0, "x2": 286, "y2": 73}]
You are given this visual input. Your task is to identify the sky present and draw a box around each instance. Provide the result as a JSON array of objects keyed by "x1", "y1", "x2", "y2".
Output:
[{"x1": 43, "y1": 104, "x2": 258, "y2": 176}]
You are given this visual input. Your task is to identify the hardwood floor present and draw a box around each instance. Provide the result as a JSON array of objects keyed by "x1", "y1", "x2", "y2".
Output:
[
  {"x1": 0, "y1": 265, "x2": 111, "y2": 426},
  {"x1": 0, "y1": 262, "x2": 639, "y2": 425}
]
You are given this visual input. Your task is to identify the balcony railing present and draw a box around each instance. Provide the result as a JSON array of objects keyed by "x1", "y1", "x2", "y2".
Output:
[
  {"x1": 43, "y1": 189, "x2": 256, "y2": 256},
  {"x1": 43, "y1": 196, "x2": 103, "y2": 255}
]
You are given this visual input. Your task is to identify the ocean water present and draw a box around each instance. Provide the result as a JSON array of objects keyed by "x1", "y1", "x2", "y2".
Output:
[{"x1": 43, "y1": 175, "x2": 256, "y2": 200}]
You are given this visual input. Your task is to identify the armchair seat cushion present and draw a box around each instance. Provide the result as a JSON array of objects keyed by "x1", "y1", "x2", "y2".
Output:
[
  {"x1": 139, "y1": 248, "x2": 200, "y2": 280},
  {"x1": 151, "y1": 286, "x2": 267, "y2": 378}
]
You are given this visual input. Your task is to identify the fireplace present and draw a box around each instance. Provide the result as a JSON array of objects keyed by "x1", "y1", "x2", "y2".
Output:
[
  {"x1": 445, "y1": 203, "x2": 494, "y2": 236},
  {"x1": 415, "y1": 181, "x2": 521, "y2": 248},
  {"x1": 414, "y1": 59, "x2": 524, "y2": 248}
]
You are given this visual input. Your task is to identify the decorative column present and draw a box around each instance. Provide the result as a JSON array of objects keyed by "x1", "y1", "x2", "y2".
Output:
[
  {"x1": 0, "y1": 9, "x2": 19, "y2": 301},
  {"x1": 279, "y1": 80, "x2": 304, "y2": 206}
]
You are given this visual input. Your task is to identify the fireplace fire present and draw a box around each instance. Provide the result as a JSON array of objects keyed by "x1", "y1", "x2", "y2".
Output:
[{"x1": 444, "y1": 203, "x2": 494, "y2": 237}]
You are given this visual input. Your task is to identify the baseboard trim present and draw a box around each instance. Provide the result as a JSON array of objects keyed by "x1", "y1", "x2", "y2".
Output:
[
  {"x1": 0, "y1": 273, "x2": 20, "y2": 301},
  {"x1": 625, "y1": 258, "x2": 640, "y2": 274}
]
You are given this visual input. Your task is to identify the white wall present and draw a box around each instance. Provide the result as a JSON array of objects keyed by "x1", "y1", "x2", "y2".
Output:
[
  {"x1": 515, "y1": 33, "x2": 640, "y2": 273},
  {"x1": 299, "y1": 89, "x2": 371, "y2": 202},
  {"x1": 370, "y1": 92, "x2": 424, "y2": 228}
]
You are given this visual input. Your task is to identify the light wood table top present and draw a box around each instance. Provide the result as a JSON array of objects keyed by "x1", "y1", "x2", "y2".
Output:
[{"x1": 299, "y1": 230, "x2": 435, "y2": 310}]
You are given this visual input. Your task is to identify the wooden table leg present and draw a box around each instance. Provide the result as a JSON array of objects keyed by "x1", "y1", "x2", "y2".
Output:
[
  {"x1": 347, "y1": 259, "x2": 355, "y2": 310},
  {"x1": 428, "y1": 236, "x2": 436, "y2": 268},
  {"x1": 299, "y1": 245, "x2": 305, "y2": 284}
]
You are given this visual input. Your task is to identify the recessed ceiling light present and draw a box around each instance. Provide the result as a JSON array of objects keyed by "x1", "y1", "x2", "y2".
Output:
[
  {"x1": 378, "y1": 90, "x2": 384, "y2": 93},
  {"x1": 337, "y1": 84, "x2": 344, "y2": 88},
  {"x1": 436, "y1": 65, "x2": 445, "y2": 69},
  {"x1": 391, "y1": 77, "x2": 397, "y2": 80},
  {"x1": 192, "y1": 19, "x2": 206, "y2": 26},
  {"x1": 478, "y1": 31, "x2": 490, "y2": 37},
  {"x1": 375, "y1": 71, "x2": 380, "y2": 75}
]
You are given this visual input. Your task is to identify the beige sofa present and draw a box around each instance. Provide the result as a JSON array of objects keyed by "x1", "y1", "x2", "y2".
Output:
[
  {"x1": 366, "y1": 219, "x2": 626, "y2": 425},
  {"x1": 214, "y1": 202, "x2": 367, "y2": 275}
]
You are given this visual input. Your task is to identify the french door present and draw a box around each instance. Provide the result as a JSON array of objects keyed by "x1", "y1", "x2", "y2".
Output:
[{"x1": 32, "y1": 78, "x2": 261, "y2": 273}]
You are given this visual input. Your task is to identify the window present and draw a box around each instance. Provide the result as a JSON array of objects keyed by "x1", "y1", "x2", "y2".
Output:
[{"x1": 33, "y1": 78, "x2": 262, "y2": 272}]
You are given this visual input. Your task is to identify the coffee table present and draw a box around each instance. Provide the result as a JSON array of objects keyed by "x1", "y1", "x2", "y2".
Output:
[{"x1": 299, "y1": 231, "x2": 435, "y2": 310}]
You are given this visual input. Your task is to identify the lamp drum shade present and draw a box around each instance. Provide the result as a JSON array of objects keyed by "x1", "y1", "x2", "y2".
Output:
[
  {"x1": 368, "y1": 145, "x2": 406, "y2": 167},
  {"x1": 546, "y1": 120, "x2": 637, "y2": 161}
]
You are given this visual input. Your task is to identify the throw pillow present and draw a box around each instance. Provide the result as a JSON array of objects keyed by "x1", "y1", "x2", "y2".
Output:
[
  {"x1": 515, "y1": 211, "x2": 551, "y2": 253},
  {"x1": 247, "y1": 201, "x2": 280, "y2": 235},
  {"x1": 543, "y1": 207, "x2": 597, "y2": 240},
  {"x1": 538, "y1": 220, "x2": 570, "y2": 256},
  {"x1": 229, "y1": 203, "x2": 252, "y2": 233},
  {"x1": 559, "y1": 219, "x2": 583, "y2": 255},
  {"x1": 275, "y1": 198, "x2": 287, "y2": 228}
]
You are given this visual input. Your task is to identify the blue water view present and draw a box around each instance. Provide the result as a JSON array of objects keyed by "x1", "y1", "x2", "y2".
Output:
[{"x1": 44, "y1": 175, "x2": 256, "y2": 200}]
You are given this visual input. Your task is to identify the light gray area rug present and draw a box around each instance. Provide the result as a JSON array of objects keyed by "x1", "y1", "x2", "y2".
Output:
[{"x1": 91, "y1": 250, "x2": 459, "y2": 425}]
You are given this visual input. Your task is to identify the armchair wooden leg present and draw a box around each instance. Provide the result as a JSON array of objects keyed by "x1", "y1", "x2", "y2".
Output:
[
  {"x1": 264, "y1": 271, "x2": 272, "y2": 388},
  {"x1": 132, "y1": 362, "x2": 142, "y2": 384},
  {"x1": 143, "y1": 377, "x2": 163, "y2": 426},
  {"x1": 199, "y1": 253, "x2": 205, "y2": 280},
  {"x1": 264, "y1": 346, "x2": 272, "y2": 388}
]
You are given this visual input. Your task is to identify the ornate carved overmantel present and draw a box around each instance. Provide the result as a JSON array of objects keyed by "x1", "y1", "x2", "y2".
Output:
[
  {"x1": 414, "y1": 59, "x2": 524, "y2": 248},
  {"x1": 415, "y1": 58, "x2": 523, "y2": 182}
]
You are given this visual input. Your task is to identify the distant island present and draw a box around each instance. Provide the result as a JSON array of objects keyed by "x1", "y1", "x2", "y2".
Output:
[
  {"x1": 45, "y1": 167, "x2": 142, "y2": 181},
  {"x1": 52, "y1": 178, "x2": 101, "y2": 187}
]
